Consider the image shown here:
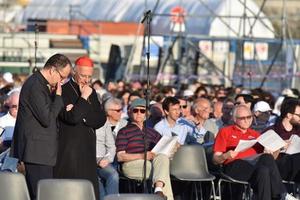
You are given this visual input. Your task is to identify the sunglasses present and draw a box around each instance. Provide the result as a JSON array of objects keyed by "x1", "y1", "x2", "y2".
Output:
[
  {"x1": 236, "y1": 115, "x2": 253, "y2": 121},
  {"x1": 132, "y1": 108, "x2": 146, "y2": 114},
  {"x1": 180, "y1": 105, "x2": 187, "y2": 109}
]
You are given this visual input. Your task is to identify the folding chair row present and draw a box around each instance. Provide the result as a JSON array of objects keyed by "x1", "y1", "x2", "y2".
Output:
[
  {"x1": 0, "y1": 172, "x2": 95, "y2": 200},
  {"x1": 0, "y1": 172, "x2": 163, "y2": 200}
]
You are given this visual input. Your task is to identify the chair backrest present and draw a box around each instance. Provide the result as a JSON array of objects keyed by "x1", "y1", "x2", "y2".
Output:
[
  {"x1": 37, "y1": 179, "x2": 96, "y2": 200},
  {"x1": 104, "y1": 194, "x2": 165, "y2": 200},
  {"x1": 170, "y1": 145, "x2": 211, "y2": 180},
  {"x1": 0, "y1": 172, "x2": 30, "y2": 200}
]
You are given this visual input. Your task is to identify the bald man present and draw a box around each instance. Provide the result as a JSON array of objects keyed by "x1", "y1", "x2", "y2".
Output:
[
  {"x1": 187, "y1": 98, "x2": 218, "y2": 144},
  {"x1": 54, "y1": 56, "x2": 106, "y2": 200}
]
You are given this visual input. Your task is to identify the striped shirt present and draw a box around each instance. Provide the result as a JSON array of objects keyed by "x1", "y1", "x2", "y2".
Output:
[{"x1": 116, "y1": 123, "x2": 161, "y2": 154}]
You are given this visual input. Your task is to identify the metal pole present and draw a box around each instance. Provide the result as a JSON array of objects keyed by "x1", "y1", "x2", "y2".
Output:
[
  {"x1": 241, "y1": 0, "x2": 247, "y2": 86},
  {"x1": 140, "y1": 10, "x2": 152, "y2": 193},
  {"x1": 282, "y1": 0, "x2": 288, "y2": 89}
]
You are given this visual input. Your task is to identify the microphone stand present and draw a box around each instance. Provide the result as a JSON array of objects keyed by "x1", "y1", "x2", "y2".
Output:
[
  {"x1": 33, "y1": 23, "x2": 39, "y2": 73},
  {"x1": 141, "y1": 9, "x2": 152, "y2": 193}
]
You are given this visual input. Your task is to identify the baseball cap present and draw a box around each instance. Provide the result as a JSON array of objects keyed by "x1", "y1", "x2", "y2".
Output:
[
  {"x1": 281, "y1": 88, "x2": 298, "y2": 98},
  {"x1": 130, "y1": 98, "x2": 146, "y2": 109},
  {"x1": 253, "y1": 101, "x2": 272, "y2": 112},
  {"x1": 183, "y1": 89, "x2": 194, "y2": 97}
]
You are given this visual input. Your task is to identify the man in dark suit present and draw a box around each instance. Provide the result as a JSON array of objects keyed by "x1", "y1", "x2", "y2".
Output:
[
  {"x1": 11, "y1": 54, "x2": 72, "y2": 199},
  {"x1": 54, "y1": 56, "x2": 106, "y2": 200}
]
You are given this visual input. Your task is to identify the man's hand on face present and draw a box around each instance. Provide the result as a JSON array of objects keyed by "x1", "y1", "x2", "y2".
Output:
[
  {"x1": 55, "y1": 82, "x2": 62, "y2": 96},
  {"x1": 80, "y1": 84, "x2": 92, "y2": 100}
]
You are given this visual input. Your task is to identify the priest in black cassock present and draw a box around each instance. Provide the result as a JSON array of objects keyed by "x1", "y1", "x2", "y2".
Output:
[{"x1": 54, "y1": 56, "x2": 106, "y2": 200}]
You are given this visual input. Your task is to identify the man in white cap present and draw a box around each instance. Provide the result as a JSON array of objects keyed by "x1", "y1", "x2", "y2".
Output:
[{"x1": 252, "y1": 101, "x2": 273, "y2": 132}]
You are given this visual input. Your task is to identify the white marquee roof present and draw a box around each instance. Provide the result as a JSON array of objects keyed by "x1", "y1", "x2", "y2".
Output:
[{"x1": 16, "y1": 0, "x2": 274, "y2": 38}]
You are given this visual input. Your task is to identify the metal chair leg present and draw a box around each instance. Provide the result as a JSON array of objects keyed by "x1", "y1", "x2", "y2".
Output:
[
  {"x1": 200, "y1": 182, "x2": 203, "y2": 200},
  {"x1": 211, "y1": 180, "x2": 216, "y2": 200},
  {"x1": 218, "y1": 179, "x2": 223, "y2": 200},
  {"x1": 194, "y1": 182, "x2": 199, "y2": 200}
]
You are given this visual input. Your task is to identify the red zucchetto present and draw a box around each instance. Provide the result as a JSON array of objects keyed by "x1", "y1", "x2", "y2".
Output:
[{"x1": 75, "y1": 56, "x2": 94, "y2": 68}]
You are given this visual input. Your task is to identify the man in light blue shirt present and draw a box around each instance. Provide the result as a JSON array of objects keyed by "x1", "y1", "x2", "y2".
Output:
[{"x1": 154, "y1": 97, "x2": 201, "y2": 145}]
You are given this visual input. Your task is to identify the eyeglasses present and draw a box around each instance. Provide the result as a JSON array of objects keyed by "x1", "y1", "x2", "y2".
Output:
[
  {"x1": 236, "y1": 115, "x2": 253, "y2": 121},
  {"x1": 55, "y1": 69, "x2": 65, "y2": 80},
  {"x1": 200, "y1": 106, "x2": 211, "y2": 112},
  {"x1": 78, "y1": 73, "x2": 92, "y2": 80},
  {"x1": 132, "y1": 108, "x2": 146, "y2": 114},
  {"x1": 180, "y1": 105, "x2": 187, "y2": 109},
  {"x1": 109, "y1": 108, "x2": 122, "y2": 112},
  {"x1": 293, "y1": 113, "x2": 300, "y2": 118}
]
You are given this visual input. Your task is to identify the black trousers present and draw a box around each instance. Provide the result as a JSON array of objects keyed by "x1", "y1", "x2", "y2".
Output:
[
  {"x1": 25, "y1": 163, "x2": 53, "y2": 200},
  {"x1": 224, "y1": 154, "x2": 286, "y2": 200},
  {"x1": 277, "y1": 153, "x2": 300, "y2": 182}
]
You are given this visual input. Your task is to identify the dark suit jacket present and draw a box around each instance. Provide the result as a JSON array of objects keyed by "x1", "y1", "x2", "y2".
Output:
[{"x1": 11, "y1": 71, "x2": 64, "y2": 166}]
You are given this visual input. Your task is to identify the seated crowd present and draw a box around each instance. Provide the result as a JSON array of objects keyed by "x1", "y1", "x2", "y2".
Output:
[{"x1": 1, "y1": 74, "x2": 300, "y2": 200}]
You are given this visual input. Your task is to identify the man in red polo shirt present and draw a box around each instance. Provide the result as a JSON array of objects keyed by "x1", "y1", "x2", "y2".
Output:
[{"x1": 213, "y1": 104, "x2": 296, "y2": 200}]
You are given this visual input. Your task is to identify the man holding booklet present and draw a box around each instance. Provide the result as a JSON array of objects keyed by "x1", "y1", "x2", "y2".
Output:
[
  {"x1": 263, "y1": 98, "x2": 300, "y2": 183},
  {"x1": 213, "y1": 104, "x2": 297, "y2": 200},
  {"x1": 116, "y1": 98, "x2": 175, "y2": 200}
]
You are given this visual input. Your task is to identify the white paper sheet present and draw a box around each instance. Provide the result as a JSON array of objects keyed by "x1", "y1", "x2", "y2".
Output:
[
  {"x1": 234, "y1": 130, "x2": 286, "y2": 153},
  {"x1": 234, "y1": 139, "x2": 257, "y2": 152},
  {"x1": 151, "y1": 135, "x2": 178, "y2": 157},
  {"x1": 257, "y1": 130, "x2": 286, "y2": 152},
  {"x1": 286, "y1": 135, "x2": 300, "y2": 155}
]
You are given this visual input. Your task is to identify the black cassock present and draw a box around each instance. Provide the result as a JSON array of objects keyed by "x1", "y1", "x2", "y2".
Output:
[{"x1": 54, "y1": 79, "x2": 105, "y2": 199}]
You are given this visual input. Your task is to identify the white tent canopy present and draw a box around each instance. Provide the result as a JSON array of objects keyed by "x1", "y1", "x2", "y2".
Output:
[
  {"x1": 16, "y1": 0, "x2": 274, "y2": 38},
  {"x1": 209, "y1": 0, "x2": 274, "y2": 38}
]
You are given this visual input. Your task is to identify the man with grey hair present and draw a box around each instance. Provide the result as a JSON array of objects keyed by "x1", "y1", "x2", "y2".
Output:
[
  {"x1": 213, "y1": 104, "x2": 297, "y2": 200},
  {"x1": 187, "y1": 97, "x2": 218, "y2": 144},
  {"x1": 96, "y1": 97, "x2": 127, "y2": 200}
]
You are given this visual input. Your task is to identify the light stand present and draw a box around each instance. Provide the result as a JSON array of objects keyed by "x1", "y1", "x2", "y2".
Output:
[{"x1": 141, "y1": 9, "x2": 152, "y2": 193}]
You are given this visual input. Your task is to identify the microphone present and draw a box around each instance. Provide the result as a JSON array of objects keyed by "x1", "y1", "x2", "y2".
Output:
[{"x1": 141, "y1": 10, "x2": 151, "y2": 24}]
